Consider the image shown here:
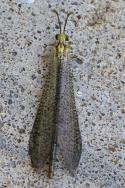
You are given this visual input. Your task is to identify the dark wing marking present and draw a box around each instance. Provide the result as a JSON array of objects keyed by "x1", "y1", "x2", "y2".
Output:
[
  {"x1": 57, "y1": 59, "x2": 82, "y2": 175},
  {"x1": 29, "y1": 56, "x2": 58, "y2": 173}
]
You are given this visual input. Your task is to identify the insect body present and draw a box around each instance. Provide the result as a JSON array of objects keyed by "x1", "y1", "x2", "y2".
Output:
[{"x1": 29, "y1": 10, "x2": 82, "y2": 178}]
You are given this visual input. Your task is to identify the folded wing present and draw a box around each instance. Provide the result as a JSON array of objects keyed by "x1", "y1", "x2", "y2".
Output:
[
  {"x1": 57, "y1": 59, "x2": 82, "y2": 174},
  {"x1": 29, "y1": 56, "x2": 58, "y2": 170}
]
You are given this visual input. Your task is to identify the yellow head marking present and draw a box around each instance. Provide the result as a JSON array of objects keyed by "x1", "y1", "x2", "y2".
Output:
[{"x1": 56, "y1": 33, "x2": 69, "y2": 43}]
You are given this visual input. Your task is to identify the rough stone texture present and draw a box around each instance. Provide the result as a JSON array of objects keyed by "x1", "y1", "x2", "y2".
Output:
[{"x1": 0, "y1": 0, "x2": 125, "y2": 187}]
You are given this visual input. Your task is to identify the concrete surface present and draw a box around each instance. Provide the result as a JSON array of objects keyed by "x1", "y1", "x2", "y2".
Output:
[{"x1": 0, "y1": 0, "x2": 125, "y2": 187}]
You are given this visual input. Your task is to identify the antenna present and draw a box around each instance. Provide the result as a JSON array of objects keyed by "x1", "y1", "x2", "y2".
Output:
[
  {"x1": 53, "y1": 10, "x2": 62, "y2": 34},
  {"x1": 63, "y1": 12, "x2": 73, "y2": 33}
]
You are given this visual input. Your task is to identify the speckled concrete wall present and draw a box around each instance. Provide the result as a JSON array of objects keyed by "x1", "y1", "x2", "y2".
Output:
[{"x1": 0, "y1": 0, "x2": 125, "y2": 188}]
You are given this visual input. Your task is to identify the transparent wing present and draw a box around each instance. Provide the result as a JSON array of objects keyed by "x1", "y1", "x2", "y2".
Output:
[
  {"x1": 57, "y1": 59, "x2": 82, "y2": 174},
  {"x1": 29, "y1": 55, "x2": 58, "y2": 172}
]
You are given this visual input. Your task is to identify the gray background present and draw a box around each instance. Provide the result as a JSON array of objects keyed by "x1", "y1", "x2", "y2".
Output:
[{"x1": 0, "y1": 0, "x2": 125, "y2": 187}]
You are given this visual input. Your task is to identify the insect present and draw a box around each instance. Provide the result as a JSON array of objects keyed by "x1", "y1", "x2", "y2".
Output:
[{"x1": 29, "y1": 10, "x2": 82, "y2": 178}]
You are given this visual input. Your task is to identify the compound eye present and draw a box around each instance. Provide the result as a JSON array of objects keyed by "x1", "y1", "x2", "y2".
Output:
[
  {"x1": 55, "y1": 34, "x2": 59, "y2": 40},
  {"x1": 65, "y1": 35, "x2": 69, "y2": 41}
]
